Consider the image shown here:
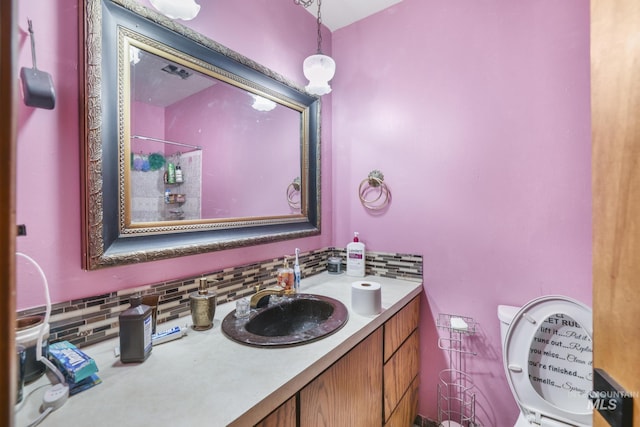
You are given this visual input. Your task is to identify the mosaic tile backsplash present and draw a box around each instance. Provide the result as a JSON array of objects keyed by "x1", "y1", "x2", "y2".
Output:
[{"x1": 17, "y1": 248, "x2": 422, "y2": 349}]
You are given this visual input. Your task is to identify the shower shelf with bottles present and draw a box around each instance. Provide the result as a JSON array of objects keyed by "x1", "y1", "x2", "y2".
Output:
[
  {"x1": 129, "y1": 134, "x2": 203, "y2": 222},
  {"x1": 163, "y1": 164, "x2": 186, "y2": 220},
  {"x1": 130, "y1": 134, "x2": 199, "y2": 202},
  {"x1": 437, "y1": 313, "x2": 477, "y2": 427}
]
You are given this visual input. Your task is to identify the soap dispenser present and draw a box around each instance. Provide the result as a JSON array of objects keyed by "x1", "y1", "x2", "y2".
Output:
[
  {"x1": 190, "y1": 278, "x2": 217, "y2": 331},
  {"x1": 346, "y1": 232, "x2": 366, "y2": 277},
  {"x1": 277, "y1": 258, "x2": 295, "y2": 294}
]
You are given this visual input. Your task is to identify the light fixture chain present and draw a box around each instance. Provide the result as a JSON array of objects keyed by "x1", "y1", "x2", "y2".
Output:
[
  {"x1": 294, "y1": 0, "x2": 314, "y2": 8},
  {"x1": 293, "y1": 0, "x2": 323, "y2": 53},
  {"x1": 316, "y1": 0, "x2": 323, "y2": 53}
]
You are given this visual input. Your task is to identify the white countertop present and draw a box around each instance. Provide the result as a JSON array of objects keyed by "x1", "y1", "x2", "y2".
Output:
[{"x1": 16, "y1": 273, "x2": 422, "y2": 427}]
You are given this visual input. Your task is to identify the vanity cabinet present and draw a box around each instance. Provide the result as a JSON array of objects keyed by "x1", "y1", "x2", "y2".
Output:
[
  {"x1": 300, "y1": 328, "x2": 383, "y2": 426},
  {"x1": 383, "y1": 296, "x2": 420, "y2": 426},
  {"x1": 253, "y1": 296, "x2": 420, "y2": 427}
]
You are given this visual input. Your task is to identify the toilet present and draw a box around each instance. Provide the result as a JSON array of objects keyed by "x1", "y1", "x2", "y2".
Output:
[{"x1": 498, "y1": 295, "x2": 593, "y2": 426}]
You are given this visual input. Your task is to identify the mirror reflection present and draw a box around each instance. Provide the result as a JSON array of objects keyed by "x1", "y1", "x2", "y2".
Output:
[{"x1": 126, "y1": 42, "x2": 302, "y2": 225}]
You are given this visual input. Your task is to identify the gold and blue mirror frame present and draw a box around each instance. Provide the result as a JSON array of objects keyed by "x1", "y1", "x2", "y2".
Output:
[{"x1": 80, "y1": 0, "x2": 321, "y2": 269}]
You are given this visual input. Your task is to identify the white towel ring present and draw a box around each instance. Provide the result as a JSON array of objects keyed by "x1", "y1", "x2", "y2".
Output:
[
  {"x1": 359, "y1": 170, "x2": 391, "y2": 210},
  {"x1": 287, "y1": 177, "x2": 301, "y2": 209}
]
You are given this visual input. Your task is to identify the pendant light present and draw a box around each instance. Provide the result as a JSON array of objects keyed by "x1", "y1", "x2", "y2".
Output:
[
  {"x1": 149, "y1": 0, "x2": 201, "y2": 21},
  {"x1": 250, "y1": 93, "x2": 277, "y2": 112},
  {"x1": 300, "y1": 0, "x2": 336, "y2": 96}
]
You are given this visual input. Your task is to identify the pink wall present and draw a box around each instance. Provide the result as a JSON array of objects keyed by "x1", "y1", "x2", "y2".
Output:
[
  {"x1": 131, "y1": 101, "x2": 166, "y2": 153},
  {"x1": 331, "y1": 0, "x2": 591, "y2": 425},
  {"x1": 16, "y1": 0, "x2": 331, "y2": 307}
]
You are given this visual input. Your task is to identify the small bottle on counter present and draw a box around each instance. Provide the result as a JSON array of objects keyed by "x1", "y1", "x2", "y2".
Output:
[
  {"x1": 277, "y1": 258, "x2": 295, "y2": 293},
  {"x1": 327, "y1": 256, "x2": 342, "y2": 274},
  {"x1": 119, "y1": 295, "x2": 153, "y2": 363},
  {"x1": 190, "y1": 278, "x2": 216, "y2": 331}
]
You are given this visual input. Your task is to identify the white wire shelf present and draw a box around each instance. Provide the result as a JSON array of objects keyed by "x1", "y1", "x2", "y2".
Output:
[
  {"x1": 437, "y1": 312, "x2": 477, "y2": 427},
  {"x1": 436, "y1": 313, "x2": 477, "y2": 335}
]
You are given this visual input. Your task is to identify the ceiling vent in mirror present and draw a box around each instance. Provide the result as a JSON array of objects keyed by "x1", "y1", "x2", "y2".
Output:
[{"x1": 161, "y1": 64, "x2": 192, "y2": 80}]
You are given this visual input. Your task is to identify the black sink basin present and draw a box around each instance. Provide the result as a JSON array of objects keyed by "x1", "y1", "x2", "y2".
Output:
[{"x1": 221, "y1": 294, "x2": 348, "y2": 347}]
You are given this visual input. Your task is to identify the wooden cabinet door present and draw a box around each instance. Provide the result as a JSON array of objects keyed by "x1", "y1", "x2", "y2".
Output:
[
  {"x1": 385, "y1": 377, "x2": 419, "y2": 427},
  {"x1": 384, "y1": 330, "x2": 419, "y2": 422},
  {"x1": 383, "y1": 296, "x2": 420, "y2": 425},
  {"x1": 300, "y1": 328, "x2": 383, "y2": 427},
  {"x1": 384, "y1": 297, "x2": 420, "y2": 362},
  {"x1": 255, "y1": 396, "x2": 296, "y2": 427}
]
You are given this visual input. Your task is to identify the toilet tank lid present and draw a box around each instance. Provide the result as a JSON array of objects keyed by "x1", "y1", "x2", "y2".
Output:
[{"x1": 497, "y1": 304, "x2": 520, "y2": 323}]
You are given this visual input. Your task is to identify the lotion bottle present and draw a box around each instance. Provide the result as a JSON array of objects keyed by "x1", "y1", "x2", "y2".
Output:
[{"x1": 346, "y1": 232, "x2": 365, "y2": 277}]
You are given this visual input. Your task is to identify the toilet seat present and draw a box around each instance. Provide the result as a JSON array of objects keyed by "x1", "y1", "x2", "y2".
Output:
[{"x1": 503, "y1": 295, "x2": 593, "y2": 426}]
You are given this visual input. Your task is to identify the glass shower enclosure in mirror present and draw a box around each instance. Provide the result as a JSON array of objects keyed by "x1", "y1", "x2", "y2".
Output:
[{"x1": 80, "y1": 0, "x2": 321, "y2": 269}]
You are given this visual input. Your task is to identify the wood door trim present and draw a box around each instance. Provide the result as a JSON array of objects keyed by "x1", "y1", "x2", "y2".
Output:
[
  {"x1": 591, "y1": 0, "x2": 640, "y2": 425},
  {"x1": 0, "y1": 0, "x2": 18, "y2": 424}
]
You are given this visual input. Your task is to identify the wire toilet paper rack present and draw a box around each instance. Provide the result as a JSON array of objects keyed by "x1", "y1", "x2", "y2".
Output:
[{"x1": 436, "y1": 313, "x2": 477, "y2": 427}]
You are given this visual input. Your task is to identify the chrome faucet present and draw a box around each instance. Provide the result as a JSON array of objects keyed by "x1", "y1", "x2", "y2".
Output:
[{"x1": 250, "y1": 286, "x2": 286, "y2": 309}]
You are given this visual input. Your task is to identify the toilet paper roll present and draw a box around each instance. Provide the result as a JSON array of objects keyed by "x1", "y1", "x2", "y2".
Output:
[{"x1": 351, "y1": 281, "x2": 382, "y2": 316}]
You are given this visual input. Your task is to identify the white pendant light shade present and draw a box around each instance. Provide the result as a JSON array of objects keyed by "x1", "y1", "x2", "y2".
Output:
[
  {"x1": 250, "y1": 94, "x2": 277, "y2": 112},
  {"x1": 129, "y1": 46, "x2": 141, "y2": 65},
  {"x1": 149, "y1": 0, "x2": 201, "y2": 21},
  {"x1": 303, "y1": 54, "x2": 336, "y2": 96}
]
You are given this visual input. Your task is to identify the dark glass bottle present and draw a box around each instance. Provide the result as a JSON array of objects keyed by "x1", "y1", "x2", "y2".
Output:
[{"x1": 119, "y1": 295, "x2": 152, "y2": 363}]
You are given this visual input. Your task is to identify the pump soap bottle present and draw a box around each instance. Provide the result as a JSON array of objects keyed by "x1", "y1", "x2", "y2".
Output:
[
  {"x1": 119, "y1": 294, "x2": 153, "y2": 363},
  {"x1": 190, "y1": 278, "x2": 216, "y2": 331},
  {"x1": 346, "y1": 232, "x2": 366, "y2": 277},
  {"x1": 277, "y1": 258, "x2": 295, "y2": 294}
]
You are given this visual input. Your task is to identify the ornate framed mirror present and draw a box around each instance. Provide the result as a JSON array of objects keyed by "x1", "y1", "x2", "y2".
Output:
[{"x1": 80, "y1": 0, "x2": 321, "y2": 269}]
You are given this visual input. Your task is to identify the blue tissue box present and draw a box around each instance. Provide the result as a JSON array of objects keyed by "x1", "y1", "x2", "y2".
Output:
[{"x1": 48, "y1": 341, "x2": 98, "y2": 383}]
